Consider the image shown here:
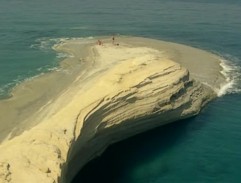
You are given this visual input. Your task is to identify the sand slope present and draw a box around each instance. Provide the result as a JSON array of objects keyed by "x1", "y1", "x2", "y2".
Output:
[{"x1": 0, "y1": 38, "x2": 218, "y2": 183}]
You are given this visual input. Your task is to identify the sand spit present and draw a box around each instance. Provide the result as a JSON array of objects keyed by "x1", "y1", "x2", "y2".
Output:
[{"x1": 0, "y1": 36, "x2": 223, "y2": 183}]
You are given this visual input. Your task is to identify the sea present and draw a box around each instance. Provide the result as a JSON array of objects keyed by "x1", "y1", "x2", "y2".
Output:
[{"x1": 0, "y1": 0, "x2": 241, "y2": 182}]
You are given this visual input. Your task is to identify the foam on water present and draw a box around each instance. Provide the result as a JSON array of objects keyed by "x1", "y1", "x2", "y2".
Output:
[
  {"x1": 0, "y1": 75, "x2": 32, "y2": 99},
  {"x1": 218, "y1": 57, "x2": 241, "y2": 96},
  {"x1": 0, "y1": 83, "x2": 14, "y2": 99},
  {"x1": 0, "y1": 82, "x2": 22, "y2": 99},
  {"x1": 30, "y1": 38, "x2": 59, "y2": 51},
  {"x1": 56, "y1": 52, "x2": 74, "y2": 59},
  {"x1": 1, "y1": 36, "x2": 95, "y2": 98},
  {"x1": 0, "y1": 64, "x2": 64, "y2": 99},
  {"x1": 30, "y1": 37, "x2": 93, "y2": 51}
]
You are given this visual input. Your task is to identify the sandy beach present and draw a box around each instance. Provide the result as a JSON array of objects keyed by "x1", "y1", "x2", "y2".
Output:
[{"x1": 0, "y1": 36, "x2": 226, "y2": 183}]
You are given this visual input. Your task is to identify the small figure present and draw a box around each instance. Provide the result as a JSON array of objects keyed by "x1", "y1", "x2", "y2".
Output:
[
  {"x1": 112, "y1": 36, "x2": 115, "y2": 44},
  {"x1": 97, "y1": 40, "x2": 102, "y2": 45}
]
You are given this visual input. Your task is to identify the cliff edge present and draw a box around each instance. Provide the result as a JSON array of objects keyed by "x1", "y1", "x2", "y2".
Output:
[{"x1": 0, "y1": 38, "x2": 217, "y2": 183}]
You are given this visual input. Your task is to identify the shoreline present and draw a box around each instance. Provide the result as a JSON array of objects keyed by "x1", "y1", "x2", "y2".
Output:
[
  {"x1": 0, "y1": 36, "x2": 230, "y2": 182},
  {"x1": 0, "y1": 39, "x2": 95, "y2": 142},
  {"x1": 0, "y1": 36, "x2": 231, "y2": 142}
]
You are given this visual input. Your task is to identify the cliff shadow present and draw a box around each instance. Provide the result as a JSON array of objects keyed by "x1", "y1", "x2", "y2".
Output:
[{"x1": 71, "y1": 116, "x2": 202, "y2": 183}]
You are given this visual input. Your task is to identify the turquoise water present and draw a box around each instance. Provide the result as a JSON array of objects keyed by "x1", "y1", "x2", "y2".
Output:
[
  {"x1": 0, "y1": 0, "x2": 241, "y2": 182},
  {"x1": 74, "y1": 95, "x2": 241, "y2": 183}
]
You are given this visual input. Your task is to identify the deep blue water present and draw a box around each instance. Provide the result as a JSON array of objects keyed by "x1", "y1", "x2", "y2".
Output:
[{"x1": 0, "y1": 0, "x2": 241, "y2": 182}]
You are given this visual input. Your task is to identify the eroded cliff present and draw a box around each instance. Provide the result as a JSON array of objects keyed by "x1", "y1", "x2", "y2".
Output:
[{"x1": 0, "y1": 40, "x2": 216, "y2": 183}]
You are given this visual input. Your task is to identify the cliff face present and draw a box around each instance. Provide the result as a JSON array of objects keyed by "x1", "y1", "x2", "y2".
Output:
[
  {"x1": 63, "y1": 59, "x2": 215, "y2": 183},
  {"x1": 0, "y1": 42, "x2": 215, "y2": 183}
]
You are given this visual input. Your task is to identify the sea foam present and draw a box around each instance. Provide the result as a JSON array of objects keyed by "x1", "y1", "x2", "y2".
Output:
[
  {"x1": 218, "y1": 57, "x2": 241, "y2": 96},
  {"x1": 31, "y1": 37, "x2": 94, "y2": 51}
]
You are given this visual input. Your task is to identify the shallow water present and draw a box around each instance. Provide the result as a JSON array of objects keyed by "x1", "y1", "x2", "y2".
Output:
[{"x1": 0, "y1": 0, "x2": 241, "y2": 182}]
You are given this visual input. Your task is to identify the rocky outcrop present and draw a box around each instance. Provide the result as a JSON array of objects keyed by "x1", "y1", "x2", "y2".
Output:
[
  {"x1": 62, "y1": 63, "x2": 214, "y2": 183},
  {"x1": 0, "y1": 41, "x2": 216, "y2": 183}
]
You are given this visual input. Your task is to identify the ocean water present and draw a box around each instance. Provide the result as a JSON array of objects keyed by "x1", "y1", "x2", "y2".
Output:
[{"x1": 0, "y1": 0, "x2": 241, "y2": 182}]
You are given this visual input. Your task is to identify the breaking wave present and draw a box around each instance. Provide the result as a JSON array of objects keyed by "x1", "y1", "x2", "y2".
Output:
[{"x1": 218, "y1": 55, "x2": 241, "y2": 96}]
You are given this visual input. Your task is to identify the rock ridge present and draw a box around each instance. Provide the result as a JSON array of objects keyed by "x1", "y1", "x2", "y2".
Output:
[{"x1": 0, "y1": 40, "x2": 216, "y2": 183}]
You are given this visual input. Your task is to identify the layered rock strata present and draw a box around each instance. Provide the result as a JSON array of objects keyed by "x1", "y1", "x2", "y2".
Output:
[{"x1": 0, "y1": 41, "x2": 216, "y2": 183}]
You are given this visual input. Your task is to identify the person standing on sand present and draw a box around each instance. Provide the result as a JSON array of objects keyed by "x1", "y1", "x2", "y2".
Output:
[
  {"x1": 112, "y1": 36, "x2": 115, "y2": 44},
  {"x1": 97, "y1": 40, "x2": 103, "y2": 45},
  {"x1": 112, "y1": 35, "x2": 119, "y2": 45}
]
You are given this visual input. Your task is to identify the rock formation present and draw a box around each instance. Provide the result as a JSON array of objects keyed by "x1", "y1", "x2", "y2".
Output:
[{"x1": 0, "y1": 38, "x2": 217, "y2": 183}]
